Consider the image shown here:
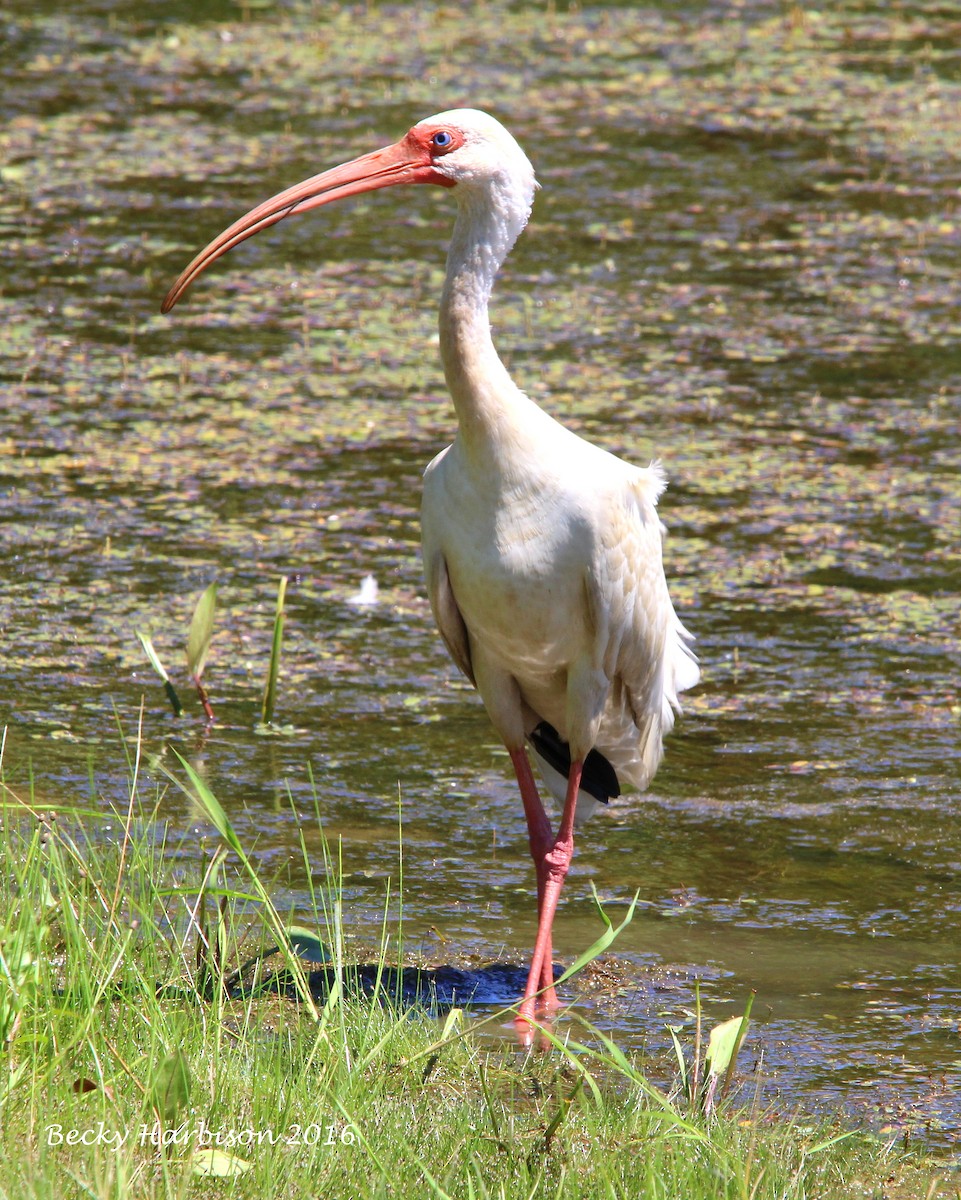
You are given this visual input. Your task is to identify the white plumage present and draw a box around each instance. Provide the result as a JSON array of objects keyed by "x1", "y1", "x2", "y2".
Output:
[
  {"x1": 162, "y1": 108, "x2": 699, "y2": 1030},
  {"x1": 416, "y1": 111, "x2": 697, "y2": 820}
]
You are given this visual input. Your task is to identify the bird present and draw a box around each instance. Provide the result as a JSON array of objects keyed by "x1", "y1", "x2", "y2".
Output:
[{"x1": 162, "y1": 109, "x2": 699, "y2": 1029}]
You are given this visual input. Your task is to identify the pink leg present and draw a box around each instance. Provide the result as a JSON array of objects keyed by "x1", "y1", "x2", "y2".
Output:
[
  {"x1": 510, "y1": 750, "x2": 583, "y2": 1027},
  {"x1": 509, "y1": 750, "x2": 558, "y2": 1009}
]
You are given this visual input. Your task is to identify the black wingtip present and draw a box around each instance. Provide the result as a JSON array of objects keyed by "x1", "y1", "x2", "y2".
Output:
[{"x1": 528, "y1": 722, "x2": 621, "y2": 804}]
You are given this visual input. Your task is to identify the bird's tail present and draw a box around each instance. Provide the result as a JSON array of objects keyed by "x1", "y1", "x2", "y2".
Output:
[{"x1": 527, "y1": 721, "x2": 620, "y2": 826}]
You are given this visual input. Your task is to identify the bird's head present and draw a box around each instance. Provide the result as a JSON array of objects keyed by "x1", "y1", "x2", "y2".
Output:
[
  {"x1": 409, "y1": 109, "x2": 536, "y2": 197},
  {"x1": 161, "y1": 108, "x2": 536, "y2": 313}
]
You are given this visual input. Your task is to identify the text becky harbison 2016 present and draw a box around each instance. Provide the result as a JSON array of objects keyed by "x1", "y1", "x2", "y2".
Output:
[{"x1": 44, "y1": 1121, "x2": 358, "y2": 1150}]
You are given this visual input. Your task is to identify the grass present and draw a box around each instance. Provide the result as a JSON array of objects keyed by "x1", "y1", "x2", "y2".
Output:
[{"x1": 0, "y1": 734, "x2": 953, "y2": 1200}]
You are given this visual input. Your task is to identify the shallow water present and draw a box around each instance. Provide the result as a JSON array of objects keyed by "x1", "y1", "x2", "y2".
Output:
[{"x1": 1, "y1": 0, "x2": 959, "y2": 1148}]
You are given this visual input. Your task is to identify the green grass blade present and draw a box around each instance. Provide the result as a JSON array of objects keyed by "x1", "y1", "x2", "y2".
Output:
[
  {"x1": 165, "y1": 751, "x2": 319, "y2": 1020},
  {"x1": 261, "y1": 575, "x2": 288, "y2": 725},
  {"x1": 667, "y1": 1024, "x2": 691, "y2": 1102},
  {"x1": 549, "y1": 884, "x2": 638, "y2": 991}
]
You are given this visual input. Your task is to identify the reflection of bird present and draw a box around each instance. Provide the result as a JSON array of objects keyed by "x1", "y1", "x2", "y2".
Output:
[{"x1": 163, "y1": 109, "x2": 699, "y2": 1028}]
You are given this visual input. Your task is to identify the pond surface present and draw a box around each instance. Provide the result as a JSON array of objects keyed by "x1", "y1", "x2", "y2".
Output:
[{"x1": 2, "y1": 0, "x2": 960, "y2": 1150}]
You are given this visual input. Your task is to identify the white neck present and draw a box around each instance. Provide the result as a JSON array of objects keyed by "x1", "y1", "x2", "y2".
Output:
[{"x1": 438, "y1": 175, "x2": 535, "y2": 450}]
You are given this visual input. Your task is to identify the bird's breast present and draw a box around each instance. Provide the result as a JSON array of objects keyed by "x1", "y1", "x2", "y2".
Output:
[{"x1": 423, "y1": 449, "x2": 594, "y2": 673}]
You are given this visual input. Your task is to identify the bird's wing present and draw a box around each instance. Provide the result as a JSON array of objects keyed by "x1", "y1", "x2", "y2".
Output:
[
  {"x1": 425, "y1": 550, "x2": 476, "y2": 686},
  {"x1": 589, "y1": 463, "x2": 699, "y2": 788},
  {"x1": 422, "y1": 444, "x2": 475, "y2": 684}
]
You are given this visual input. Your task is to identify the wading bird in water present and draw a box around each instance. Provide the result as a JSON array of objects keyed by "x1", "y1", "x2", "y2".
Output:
[{"x1": 162, "y1": 109, "x2": 699, "y2": 1029}]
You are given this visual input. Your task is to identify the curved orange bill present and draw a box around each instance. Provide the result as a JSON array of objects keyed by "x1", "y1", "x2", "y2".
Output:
[{"x1": 161, "y1": 133, "x2": 453, "y2": 313}]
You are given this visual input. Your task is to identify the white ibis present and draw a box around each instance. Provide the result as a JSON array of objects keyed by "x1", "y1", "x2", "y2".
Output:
[{"x1": 162, "y1": 109, "x2": 699, "y2": 1028}]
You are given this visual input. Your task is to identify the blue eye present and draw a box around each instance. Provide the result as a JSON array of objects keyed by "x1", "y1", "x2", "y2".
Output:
[{"x1": 431, "y1": 130, "x2": 453, "y2": 150}]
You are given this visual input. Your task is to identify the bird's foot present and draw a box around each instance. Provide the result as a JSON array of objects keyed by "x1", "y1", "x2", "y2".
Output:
[
  {"x1": 514, "y1": 1005, "x2": 550, "y2": 1047},
  {"x1": 514, "y1": 974, "x2": 562, "y2": 1045}
]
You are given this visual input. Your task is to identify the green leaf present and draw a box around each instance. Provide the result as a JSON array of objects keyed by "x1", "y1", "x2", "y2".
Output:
[
  {"x1": 191, "y1": 1148, "x2": 253, "y2": 1177},
  {"x1": 186, "y1": 583, "x2": 217, "y2": 679},
  {"x1": 285, "y1": 924, "x2": 332, "y2": 964},
  {"x1": 149, "y1": 1050, "x2": 191, "y2": 1125},
  {"x1": 705, "y1": 1015, "x2": 749, "y2": 1079},
  {"x1": 138, "y1": 633, "x2": 184, "y2": 715},
  {"x1": 137, "y1": 632, "x2": 169, "y2": 682}
]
